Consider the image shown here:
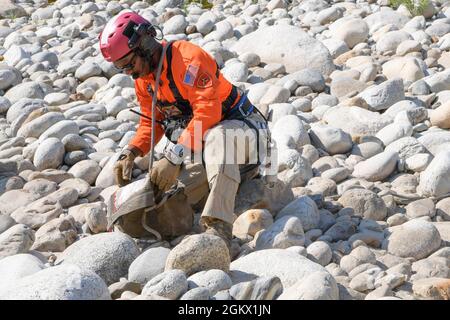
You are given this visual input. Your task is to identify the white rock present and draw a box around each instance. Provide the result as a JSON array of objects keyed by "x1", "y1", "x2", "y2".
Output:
[
  {"x1": 417, "y1": 150, "x2": 450, "y2": 197},
  {"x1": 309, "y1": 124, "x2": 352, "y2": 155},
  {"x1": 276, "y1": 196, "x2": 320, "y2": 231},
  {"x1": 385, "y1": 136, "x2": 427, "y2": 161},
  {"x1": 382, "y1": 57, "x2": 425, "y2": 85},
  {"x1": 375, "y1": 121, "x2": 413, "y2": 147},
  {"x1": 321, "y1": 38, "x2": 349, "y2": 59},
  {"x1": 383, "y1": 219, "x2": 441, "y2": 260},
  {"x1": 306, "y1": 241, "x2": 332, "y2": 266},
  {"x1": 165, "y1": 234, "x2": 230, "y2": 276},
  {"x1": 329, "y1": 18, "x2": 369, "y2": 49},
  {"x1": 0, "y1": 254, "x2": 44, "y2": 295},
  {"x1": 418, "y1": 131, "x2": 450, "y2": 156},
  {"x1": 0, "y1": 264, "x2": 110, "y2": 300},
  {"x1": 187, "y1": 269, "x2": 232, "y2": 296},
  {"x1": 277, "y1": 68, "x2": 326, "y2": 92},
  {"x1": 30, "y1": 215, "x2": 77, "y2": 252},
  {"x1": 352, "y1": 150, "x2": 399, "y2": 182},
  {"x1": 396, "y1": 40, "x2": 422, "y2": 56},
  {"x1": 75, "y1": 61, "x2": 103, "y2": 82},
  {"x1": 33, "y1": 138, "x2": 65, "y2": 171},
  {"x1": 271, "y1": 115, "x2": 310, "y2": 150},
  {"x1": 364, "y1": 9, "x2": 410, "y2": 32},
  {"x1": 323, "y1": 106, "x2": 392, "y2": 138},
  {"x1": 68, "y1": 160, "x2": 102, "y2": 185},
  {"x1": 0, "y1": 224, "x2": 35, "y2": 259},
  {"x1": 11, "y1": 196, "x2": 63, "y2": 229},
  {"x1": 163, "y1": 15, "x2": 188, "y2": 35},
  {"x1": 128, "y1": 247, "x2": 171, "y2": 286},
  {"x1": 358, "y1": 78, "x2": 405, "y2": 111},
  {"x1": 376, "y1": 30, "x2": 412, "y2": 54},
  {"x1": 38, "y1": 120, "x2": 79, "y2": 142},
  {"x1": 232, "y1": 209, "x2": 273, "y2": 240},
  {"x1": 231, "y1": 25, "x2": 335, "y2": 75},
  {"x1": 4, "y1": 81, "x2": 45, "y2": 104},
  {"x1": 255, "y1": 215, "x2": 305, "y2": 250},
  {"x1": 56, "y1": 232, "x2": 140, "y2": 285},
  {"x1": 277, "y1": 271, "x2": 339, "y2": 300},
  {"x1": 141, "y1": 270, "x2": 187, "y2": 300},
  {"x1": 222, "y1": 62, "x2": 248, "y2": 83},
  {"x1": 338, "y1": 189, "x2": 387, "y2": 221},
  {"x1": 230, "y1": 249, "x2": 331, "y2": 289}
]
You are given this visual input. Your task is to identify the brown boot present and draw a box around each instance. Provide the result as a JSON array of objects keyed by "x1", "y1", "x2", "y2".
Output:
[{"x1": 201, "y1": 216, "x2": 232, "y2": 254}]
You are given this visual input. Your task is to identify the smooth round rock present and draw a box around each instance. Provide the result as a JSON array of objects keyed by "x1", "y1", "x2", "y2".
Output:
[
  {"x1": 128, "y1": 247, "x2": 171, "y2": 286},
  {"x1": 165, "y1": 234, "x2": 230, "y2": 276},
  {"x1": 383, "y1": 220, "x2": 442, "y2": 260},
  {"x1": 56, "y1": 232, "x2": 140, "y2": 285}
]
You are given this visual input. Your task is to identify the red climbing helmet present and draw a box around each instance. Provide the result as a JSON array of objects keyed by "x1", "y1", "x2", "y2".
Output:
[{"x1": 99, "y1": 11, "x2": 150, "y2": 62}]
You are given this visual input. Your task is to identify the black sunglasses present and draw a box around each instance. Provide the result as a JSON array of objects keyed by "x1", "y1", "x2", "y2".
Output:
[{"x1": 115, "y1": 52, "x2": 136, "y2": 71}]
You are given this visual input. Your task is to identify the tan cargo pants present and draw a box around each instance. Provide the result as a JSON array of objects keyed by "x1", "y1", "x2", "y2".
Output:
[{"x1": 197, "y1": 111, "x2": 270, "y2": 225}]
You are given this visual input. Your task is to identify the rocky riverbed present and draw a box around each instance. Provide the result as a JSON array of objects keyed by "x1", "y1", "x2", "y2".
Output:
[{"x1": 0, "y1": 0, "x2": 450, "y2": 300}]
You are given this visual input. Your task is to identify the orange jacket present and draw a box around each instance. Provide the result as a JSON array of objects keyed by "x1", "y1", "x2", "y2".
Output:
[{"x1": 129, "y1": 40, "x2": 241, "y2": 155}]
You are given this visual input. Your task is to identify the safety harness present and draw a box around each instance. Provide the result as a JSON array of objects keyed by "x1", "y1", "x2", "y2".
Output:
[{"x1": 146, "y1": 41, "x2": 270, "y2": 177}]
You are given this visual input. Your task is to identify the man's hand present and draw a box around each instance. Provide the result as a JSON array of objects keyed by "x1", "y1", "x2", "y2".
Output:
[
  {"x1": 150, "y1": 157, "x2": 181, "y2": 192},
  {"x1": 114, "y1": 148, "x2": 137, "y2": 186}
]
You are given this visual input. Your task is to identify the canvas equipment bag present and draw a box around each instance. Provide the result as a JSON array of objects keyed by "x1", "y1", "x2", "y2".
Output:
[{"x1": 107, "y1": 163, "x2": 209, "y2": 240}]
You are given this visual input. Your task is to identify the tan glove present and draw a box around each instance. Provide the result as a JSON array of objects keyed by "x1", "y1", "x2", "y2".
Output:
[
  {"x1": 114, "y1": 148, "x2": 137, "y2": 186},
  {"x1": 150, "y1": 157, "x2": 181, "y2": 192}
]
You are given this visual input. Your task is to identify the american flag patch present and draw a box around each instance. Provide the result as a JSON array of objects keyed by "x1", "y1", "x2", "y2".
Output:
[{"x1": 183, "y1": 64, "x2": 199, "y2": 86}]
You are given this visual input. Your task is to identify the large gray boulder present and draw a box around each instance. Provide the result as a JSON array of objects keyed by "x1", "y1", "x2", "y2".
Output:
[
  {"x1": 383, "y1": 220, "x2": 442, "y2": 260},
  {"x1": 417, "y1": 150, "x2": 450, "y2": 197},
  {"x1": 4, "y1": 81, "x2": 45, "y2": 104},
  {"x1": 128, "y1": 247, "x2": 171, "y2": 286},
  {"x1": 0, "y1": 254, "x2": 45, "y2": 295},
  {"x1": 0, "y1": 264, "x2": 110, "y2": 300},
  {"x1": 231, "y1": 25, "x2": 335, "y2": 75},
  {"x1": 230, "y1": 249, "x2": 332, "y2": 289},
  {"x1": 323, "y1": 106, "x2": 392, "y2": 138},
  {"x1": 56, "y1": 232, "x2": 140, "y2": 285}
]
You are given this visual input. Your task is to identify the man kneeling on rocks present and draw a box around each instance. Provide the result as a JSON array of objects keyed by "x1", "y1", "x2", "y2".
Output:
[{"x1": 99, "y1": 11, "x2": 272, "y2": 252}]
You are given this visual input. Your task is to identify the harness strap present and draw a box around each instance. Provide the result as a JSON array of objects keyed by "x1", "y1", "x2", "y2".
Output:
[{"x1": 165, "y1": 42, "x2": 193, "y2": 117}]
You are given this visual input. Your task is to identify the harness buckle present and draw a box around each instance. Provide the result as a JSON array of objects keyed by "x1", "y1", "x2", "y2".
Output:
[{"x1": 237, "y1": 95, "x2": 253, "y2": 118}]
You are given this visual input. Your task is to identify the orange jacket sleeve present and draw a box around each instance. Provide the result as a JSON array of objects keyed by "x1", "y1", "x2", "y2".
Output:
[
  {"x1": 175, "y1": 52, "x2": 223, "y2": 152},
  {"x1": 128, "y1": 80, "x2": 165, "y2": 155}
]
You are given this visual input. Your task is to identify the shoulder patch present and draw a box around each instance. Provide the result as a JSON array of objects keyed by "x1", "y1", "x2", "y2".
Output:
[
  {"x1": 196, "y1": 71, "x2": 213, "y2": 88},
  {"x1": 183, "y1": 64, "x2": 199, "y2": 87}
]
